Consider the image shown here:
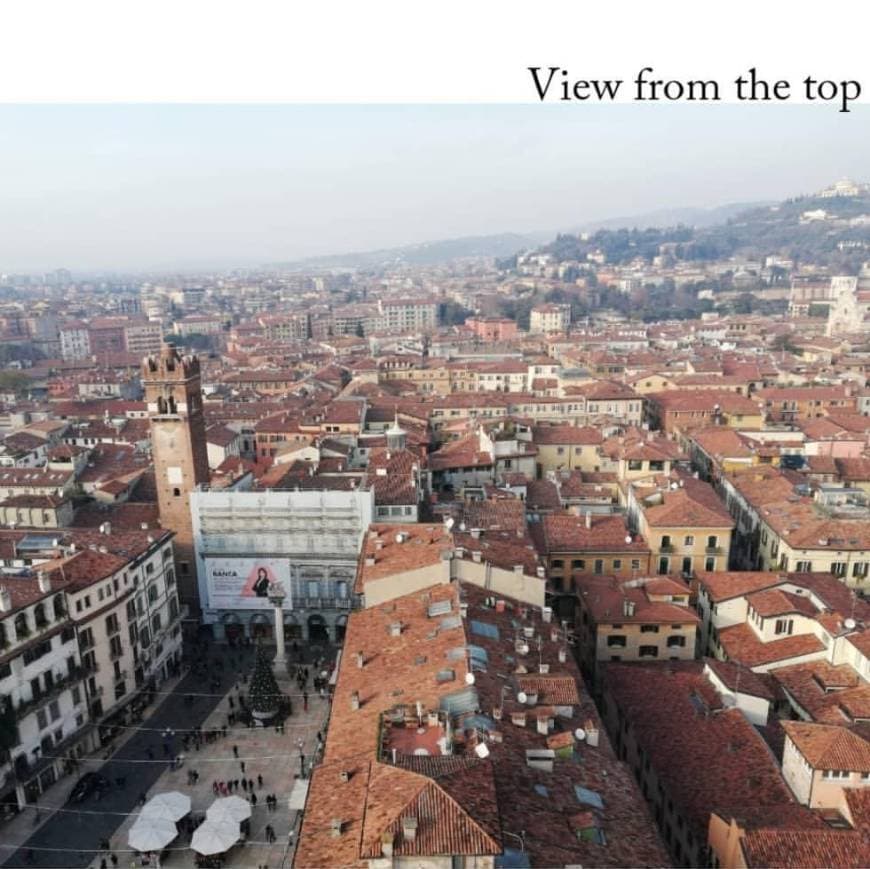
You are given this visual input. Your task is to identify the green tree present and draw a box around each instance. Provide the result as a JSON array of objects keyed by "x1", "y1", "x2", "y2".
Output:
[
  {"x1": 439, "y1": 301, "x2": 473, "y2": 326},
  {"x1": 0, "y1": 370, "x2": 32, "y2": 396}
]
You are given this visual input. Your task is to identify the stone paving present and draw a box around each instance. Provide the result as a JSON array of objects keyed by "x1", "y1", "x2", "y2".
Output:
[{"x1": 93, "y1": 669, "x2": 330, "y2": 869}]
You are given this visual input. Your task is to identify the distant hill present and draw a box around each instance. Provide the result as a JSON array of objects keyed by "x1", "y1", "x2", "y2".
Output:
[
  {"x1": 268, "y1": 232, "x2": 545, "y2": 271},
  {"x1": 574, "y1": 201, "x2": 772, "y2": 232},
  {"x1": 266, "y1": 188, "x2": 870, "y2": 271},
  {"x1": 538, "y1": 190, "x2": 870, "y2": 269}
]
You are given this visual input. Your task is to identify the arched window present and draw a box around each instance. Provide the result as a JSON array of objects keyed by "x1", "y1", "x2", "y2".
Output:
[
  {"x1": 14, "y1": 612, "x2": 29, "y2": 640},
  {"x1": 53, "y1": 594, "x2": 65, "y2": 621},
  {"x1": 34, "y1": 603, "x2": 47, "y2": 628}
]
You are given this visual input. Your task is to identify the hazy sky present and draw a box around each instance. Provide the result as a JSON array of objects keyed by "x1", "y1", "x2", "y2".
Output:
[{"x1": 1, "y1": 104, "x2": 869, "y2": 272}]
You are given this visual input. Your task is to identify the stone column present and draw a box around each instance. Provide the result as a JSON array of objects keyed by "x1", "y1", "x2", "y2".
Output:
[{"x1": 269, "y1": 586, "x2": 287, "y2": 673}]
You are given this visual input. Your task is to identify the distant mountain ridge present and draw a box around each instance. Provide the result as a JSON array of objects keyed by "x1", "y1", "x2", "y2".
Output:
[{"x1": 263, "y1": 197, "x2": 812, "y2": 271}]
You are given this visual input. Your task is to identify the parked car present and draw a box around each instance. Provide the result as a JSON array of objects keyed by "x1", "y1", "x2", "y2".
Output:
[{"x1": 69, "y1": 772, "x2": 109, "y2": 802}]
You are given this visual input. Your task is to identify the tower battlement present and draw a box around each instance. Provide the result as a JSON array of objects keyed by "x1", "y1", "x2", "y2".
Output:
[{"x1": 142, "y1": 343, "x2": 201, "y2": 381}]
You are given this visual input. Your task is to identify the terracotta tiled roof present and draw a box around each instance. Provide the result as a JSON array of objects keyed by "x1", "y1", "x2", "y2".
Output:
[
  {"x1": 515, "y1": 674, "x2": 581, "y2": 705},
  {"x1": 532, "y1": 424, "x2": 603, "y2": 446},
  {"x1": 704, "y1": 659, "x2": 776, "y2": 701},
  {"x1": 358, "y1": 762, "x2": 501, "y2": 859},
  {"x1": 578, "y1": 574, "x2": 698, "y2": 626},
  {"x1": 698, "y1": 571, "x2": 794, "y2": 603},
  {"x1": 640, "y1": 477, "x2": 734, "y2": 529},
  {"x1": 782, "y1": 720, "x2": 870, "y2": 772},
  {"x1": 356, "y1": 524, "x2": 452, "y2": 591},
  {"x1": 747, "y1": 588, "x2": 819, "y2": 619},
  {"x1": 537, "y1": 512, "x2": 649, "y2": 554},
  {"x1": 718, "y1": 623, "x2": 825, "y2": 669},
  {"x1": 605, "y1": 662, "x2": 795, "y2": 843},
  {"x1": 771, "y1": 661, "x2": 870, "y2": 725},
  {"x1": 741, "y1": 828, "x2": 870, "y2": 868}
]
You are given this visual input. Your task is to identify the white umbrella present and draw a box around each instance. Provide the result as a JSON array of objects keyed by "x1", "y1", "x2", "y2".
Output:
[
  {"x1": 128, "y1": 816, "x2": 178, "y2": 852},
  {"x1": 141, "y1": 791, "x2": 190, "y2": 823},
  {"x1": 191, "y1": 819, "x2": 240, "y2": 856},
  {"x1": 143, "y1": 791, "x2": 191, "y2": 822},
  {"x1": 207, "y1": 795, "x2": 252, "y2": 823}
]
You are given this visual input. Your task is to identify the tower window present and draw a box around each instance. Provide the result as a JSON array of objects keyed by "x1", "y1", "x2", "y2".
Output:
[{"x1": 173, "y1": 488, "x2": 181, "y2": 497}]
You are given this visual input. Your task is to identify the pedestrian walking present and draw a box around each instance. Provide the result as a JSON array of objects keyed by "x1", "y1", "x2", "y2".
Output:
[
  {"x1": 100, "y1": 858, "x2": 107, "y2": 869},
  {"x1": 250, "y1": 792, "x2": 257, "y2": 806},
  {"x1": 248, "y1": 778, "x2": 254, "y2": 791},
  {"x1": 257, "y1": 774, "x2": 263, "y2": 788},
  {"x1": 242, "y1": 779, "x2": 248, "y2": 792},
  {"x1": 212, "y1": 781, "x2": 219, "y2": 795},
  {"x1": 110, "y1": 854, "x2": 118, "y2": 868},
  {"x1": 240, "y1": 760, "x2": 246, "y2": 774},
  {"x1": 229, "y1": 696, "x2": 234, "y2": 709},
  {"x1": 303, "y1": 691, "x2": 308, "y2": 712},
  {"x1": 233, "y1": 745, "x2": 239, "y2": 758},
  {"x1": 233, "y1": 778, "x2": 240, "y2": 791}
]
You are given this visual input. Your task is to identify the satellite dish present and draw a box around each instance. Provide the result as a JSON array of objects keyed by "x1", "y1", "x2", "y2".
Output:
[
  {"x1": 574, "y1": 728, "x2": 587, "y2": 742},
  {"x1": 459, "y1": 522, "x2": 467, "y2": 532},
  {"x1": 670, "y1": 481, "x2": 679, "y2": 490},
  {"x1": 465, "y1": 672, "x2": 476, "y2": 685},
  {"x1": 844, "y1": 617, "x2": 857, "y2": 630},
  {"x1": 474, "y1": 742, "x2": 490, "y2": 759},
  {"x1": 517, "y1": 691, "x2": 528, "y2": 705},
  {"x1": 625, "y1": 535, "x2": 632, "y2": 545}
]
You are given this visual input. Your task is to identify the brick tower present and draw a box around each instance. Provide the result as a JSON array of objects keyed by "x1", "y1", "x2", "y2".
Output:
[{"x1": 142, "y1": 344, "x2": 210, "y2": 613}]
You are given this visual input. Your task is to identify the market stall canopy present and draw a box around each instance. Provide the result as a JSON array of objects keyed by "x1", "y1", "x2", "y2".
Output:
[
  {"x1": 206, "y1": 795, "x2": 252, "y2": 823},
  {"x1": 142, "y1": 791, "x2": 191, "y2": 823},
  {"x1": 128, "y1": 815, "x2": 178, "y2": 852},
  {"x1": 191, "y1": 819, "x2": 240, "y2": 856}
]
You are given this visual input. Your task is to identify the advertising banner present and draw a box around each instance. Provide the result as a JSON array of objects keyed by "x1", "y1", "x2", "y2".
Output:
[{"x1": 205, "y1": 558, "x2": 292, "y2": 610}]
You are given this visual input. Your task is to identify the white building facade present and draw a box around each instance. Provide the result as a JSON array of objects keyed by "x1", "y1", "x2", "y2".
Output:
[{"x1": 191, "y1": 485, "x2": 374, "y2": 644}]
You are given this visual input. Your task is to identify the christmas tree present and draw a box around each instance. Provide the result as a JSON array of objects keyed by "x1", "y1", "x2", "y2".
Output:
[{"x1": 249, "y1": 645, "x2": 282, "y2": 719}]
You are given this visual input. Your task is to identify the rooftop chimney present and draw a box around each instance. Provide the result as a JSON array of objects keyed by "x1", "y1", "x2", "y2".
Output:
[
  {"x1": 351, "y1": 691, "x2": 360, "y2": 711},
  {"x1": 37, "y1": 572, "x2": 52, "y2": 593},
  {"x1": 0, "y1": 587, "x2": 11, "y2": 612},
  {"x1": 585, "y1": 719, "x2": 600, "y2": 747},
  {"x1": 356, "y1": 651, "x2": 365, "y2": 668},
  {"x1": 585, "y1": 511, "x2": 592, "y2": 529},
  {"x1": 389, "y1": 623, "x2": 402, "y2": 637},
  {"x1": 330, "y1": 818, "x2": 343, "y2": 838}
]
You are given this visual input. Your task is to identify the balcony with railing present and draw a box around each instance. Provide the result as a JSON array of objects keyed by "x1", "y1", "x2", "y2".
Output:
[{"x1": 300, "y1": 597, "x2": 354, "y2": 610}]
